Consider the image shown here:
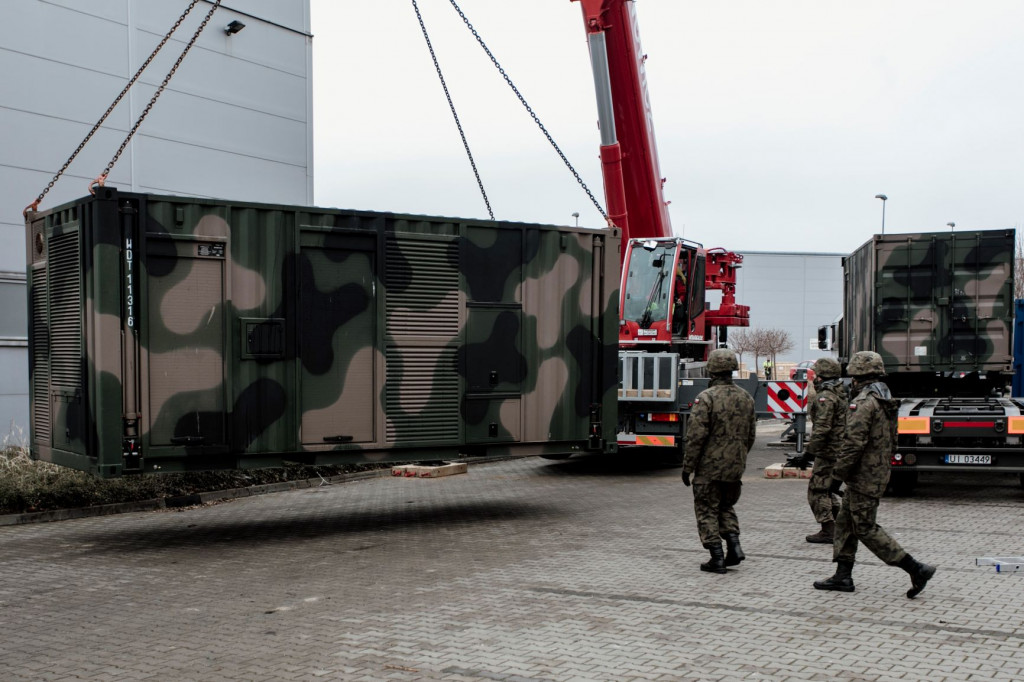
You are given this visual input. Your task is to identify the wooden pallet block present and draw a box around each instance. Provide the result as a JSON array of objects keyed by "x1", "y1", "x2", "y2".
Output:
[
  {"x1": 391, "y1": 462, "x2": 469, "y2": 478},
  {"x1": 764, "y1": 463, "x2": 812, "y2": 479}
]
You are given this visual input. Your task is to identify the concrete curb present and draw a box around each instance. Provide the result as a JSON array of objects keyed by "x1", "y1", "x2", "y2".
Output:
[{"x1": 0, "y1": 468, "x2": 393, "y2": 528}]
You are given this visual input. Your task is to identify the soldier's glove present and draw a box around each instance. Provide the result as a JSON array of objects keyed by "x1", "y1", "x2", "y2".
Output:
[
  {"x1": 785, "y1": 453, "x2": 812, "y2": 470},
  {"x1": 681, "y1": 470, "x2": 691, "y2": 487},
  {"x1": 828, "y1": 479, "x2": 844, "y2": 496}
]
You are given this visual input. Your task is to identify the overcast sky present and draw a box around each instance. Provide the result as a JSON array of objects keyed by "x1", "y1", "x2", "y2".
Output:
[{"x1": 310, "y1": 0, "x2": 1023, "y2": 255}]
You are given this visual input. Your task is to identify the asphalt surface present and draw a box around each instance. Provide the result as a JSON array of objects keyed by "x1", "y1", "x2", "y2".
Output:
[{"x1": 2, "y1": 422, "x2": 1022, "y2": 681}]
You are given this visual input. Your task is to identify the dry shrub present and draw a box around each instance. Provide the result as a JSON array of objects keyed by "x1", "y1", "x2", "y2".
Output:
[
  {"x1": 0, "y1": 434, "x2": 162, "y2": 513},
  {"x1": 0, "y1": 423, "x2": 383, "y2": 515}
]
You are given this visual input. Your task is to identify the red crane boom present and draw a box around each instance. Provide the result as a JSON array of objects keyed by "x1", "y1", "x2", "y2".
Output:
[
  {"x1": 569, "y1": 1, "x2": 756, "y2": 459},
  {"x1": 572, "y1": 0, "x2": 672, "y2": 244},
  {"x1": 573, "y1": 0, "x2": 748, "y2": 356}
]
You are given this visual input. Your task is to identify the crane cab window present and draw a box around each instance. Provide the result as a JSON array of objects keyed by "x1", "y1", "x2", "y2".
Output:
[{"x1": 623, "y1": 243, "x2": 675, "y2": 327}]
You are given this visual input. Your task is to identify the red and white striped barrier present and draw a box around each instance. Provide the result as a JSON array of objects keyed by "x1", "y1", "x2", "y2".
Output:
[{"x1": 766, "y1": 381, "x2": 808, "y2": 418}]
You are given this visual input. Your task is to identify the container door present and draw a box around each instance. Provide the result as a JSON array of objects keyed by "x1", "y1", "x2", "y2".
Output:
[
  {"x1": 146, "y1": 240, "x2": 226, "y2": 446},
  {"x1": 947, "y1": 232, "x2": 1013, "y2": 367},
  {"x1": 875, "y1": 236, "x2": 941, "y2": 370},
  {"x1": 299, "y1": 240, "x2": 376, "y2": 445},
  {"x1": 462, "y1": 226, "x2": 522, "y2": 444}
]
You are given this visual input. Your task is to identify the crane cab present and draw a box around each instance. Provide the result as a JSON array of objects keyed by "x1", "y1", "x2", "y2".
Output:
[{"x1": 619, "y1": 237, "x2": 708, "y2": 356}]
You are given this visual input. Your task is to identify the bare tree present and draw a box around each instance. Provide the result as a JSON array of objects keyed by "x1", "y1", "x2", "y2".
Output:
[
  {"x1": 763, "y1": 328, "x2": 796, "y2": 370},
  {"x1": 728, "y1": 328, "x2": 755, "y2": 375},
  {"x1": 731, "y1": 327, "x2": 796, "y2": 377},
  {"x1": 735, "y1": 327, "x2": 773, "y2": 377}
]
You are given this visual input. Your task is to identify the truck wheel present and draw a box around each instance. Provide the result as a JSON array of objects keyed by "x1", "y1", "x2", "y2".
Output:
[
  {"x1": 888, "y1": 471, "x2": 918, "y2": 497},
  {"x1": 662, "y1": 442, "x2": 685, "y2": 467}
]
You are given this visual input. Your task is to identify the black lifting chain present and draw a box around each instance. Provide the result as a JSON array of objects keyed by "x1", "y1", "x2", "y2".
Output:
[
  {"x1": 24, "y1": 0, "x2": 217, "y2": 215},
  {"x1": 92, "y1": 0, "x2": 223, "y2": 193},
  {"x1": 445, "y1": 0, "x2": 609, "y2": 222},
  {"x1": 411, "y1": 0, "x2": 494, "y2": 220}
]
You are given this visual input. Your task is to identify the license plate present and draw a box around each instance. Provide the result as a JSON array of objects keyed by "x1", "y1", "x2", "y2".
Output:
[{"x1": 944, "y1": 454, "x2": 992, "y2": 465}]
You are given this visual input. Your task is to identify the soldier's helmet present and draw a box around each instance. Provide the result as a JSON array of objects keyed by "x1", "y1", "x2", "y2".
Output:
[
  {"x1": 707, "y1": 348, "x2": 739, "y2": 374},
  {"x1": 846, "y1": 351, "x2": 885, "y2": 377},
  {"x1": 813, "y1": 357, "x2": 842, "y2": 379}
]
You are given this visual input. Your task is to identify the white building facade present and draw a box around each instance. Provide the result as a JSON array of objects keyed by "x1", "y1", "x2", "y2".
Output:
[
  {"x1": 732, "y1": 251, "x2": 845, "y2": 370},
  {"x1": 1, "y1": 0, "x2": 314, "y2": 435}
]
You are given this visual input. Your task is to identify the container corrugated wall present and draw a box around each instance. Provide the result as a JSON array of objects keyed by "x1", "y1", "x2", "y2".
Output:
[{"x1": 26, "y1": 189, "x2": 619, "y2": 477}]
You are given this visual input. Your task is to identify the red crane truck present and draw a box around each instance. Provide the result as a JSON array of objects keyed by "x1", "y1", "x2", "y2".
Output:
[{"x1": 572, "y1": 0, "x2": 806, "y2": 460}]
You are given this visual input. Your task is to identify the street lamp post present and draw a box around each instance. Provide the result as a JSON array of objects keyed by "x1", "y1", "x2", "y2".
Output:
[
  {"x1": 572, "y1": 212, "x2": 580, "y2": 227},
  {"x1": 947, "y1": 222, "x2": 955, "y2": 232},
  {"x1": 874, "y1": 194, "x2": 888, "y2": 234}
]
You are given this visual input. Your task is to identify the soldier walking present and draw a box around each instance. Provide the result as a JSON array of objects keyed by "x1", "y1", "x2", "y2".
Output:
[
  {"x1": 814, "y1": 351, "x2": 936, "y2": 598},
  {"x1": 801, "y1": 357, "x2": 847, "y2": 543},
  {"x1": 682, "y1": 349, "x2": 757, "y2": 574}
]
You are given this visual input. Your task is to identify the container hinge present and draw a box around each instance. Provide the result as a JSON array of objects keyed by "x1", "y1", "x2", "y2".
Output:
[
  {"x1": 588, "y1": 403, "x2": 604, "y2": 450},
  {"x1": 122, "y1": 418, "x2": 142, "y2": 472}
]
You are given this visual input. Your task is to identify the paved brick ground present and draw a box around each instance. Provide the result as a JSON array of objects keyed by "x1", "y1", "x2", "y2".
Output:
[{"x1": 2, "y1": 422, "x2": 1022, "y2": 681}]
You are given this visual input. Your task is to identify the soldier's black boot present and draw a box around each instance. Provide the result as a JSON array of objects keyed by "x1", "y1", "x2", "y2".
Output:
[
  {"x1": 898, "y1": 554, "x2": 936, "y2": 599},
  {"x1": 813, "y1": 560, "x2": 855, "y2": 592},
  {"x1": 805, "y1": 520, "x2": 835, "y2": 544},
  {"x1": 723, "y1": 533, "x2": 745, "y2": 566},
  {"x1": 700, "y1": 542, "x2": 728, "y2": 574}
]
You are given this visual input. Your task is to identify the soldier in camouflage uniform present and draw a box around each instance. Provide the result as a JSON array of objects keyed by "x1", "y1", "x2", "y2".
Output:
[
  {"x1": 814, "y1": 351, "x2": 937, "y2": 598},
  {"x1": 802, "y1": 357, "x2": 847, "y2": 543},
  {"x1": 682, "y1": 348, "x2": 757, "y2": 574}
]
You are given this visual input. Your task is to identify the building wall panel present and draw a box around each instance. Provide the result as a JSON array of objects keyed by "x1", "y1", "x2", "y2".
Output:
[
  {"x1": 734, "y1": 251, "x2": 845, "y2": 366},
  {"x1": 2, "y1": 0, "x2": 313, "y2": 434}
]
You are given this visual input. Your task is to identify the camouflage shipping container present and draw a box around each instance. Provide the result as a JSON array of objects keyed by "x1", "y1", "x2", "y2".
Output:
[
  {"x1": 26, "y1": 189, "x2": 620, "y2": 478},
  {"x1": 839, "y1": 228, "x2": 1024, "y2": 495},
  {"x1": 841, "y1": 229, "x2": 1015, "y2": 391}
]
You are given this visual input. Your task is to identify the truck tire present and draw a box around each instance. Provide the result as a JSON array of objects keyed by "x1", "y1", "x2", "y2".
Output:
[
  {"x1": 888, "y1": 470, "x2": 918, "y2": 497},
  {"x1": 661, "y1": 442, "x2": 685, "y2": 467}
]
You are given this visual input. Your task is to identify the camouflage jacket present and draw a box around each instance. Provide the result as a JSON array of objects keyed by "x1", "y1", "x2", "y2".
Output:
[
  {"x1": 683, "y1": 378, "x2": 757, "y2": 483},
  {"x1": 805, "y1": 379, "x2": 848, "y2": 462},
  {"x1": 833, "y1": 381, "x2": 900, "y2": 498}
]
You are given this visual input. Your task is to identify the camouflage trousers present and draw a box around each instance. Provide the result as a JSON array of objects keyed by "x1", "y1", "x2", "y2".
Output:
[
  {"x1": 691, "y1": 481, "x2": 742, "y2": 546},
  {"x1": 807, "y1": 457, "x2": 842, "y2": 523},
  {"x1": 833, "y1": 489, "x2": 908, "y2": 566}
]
